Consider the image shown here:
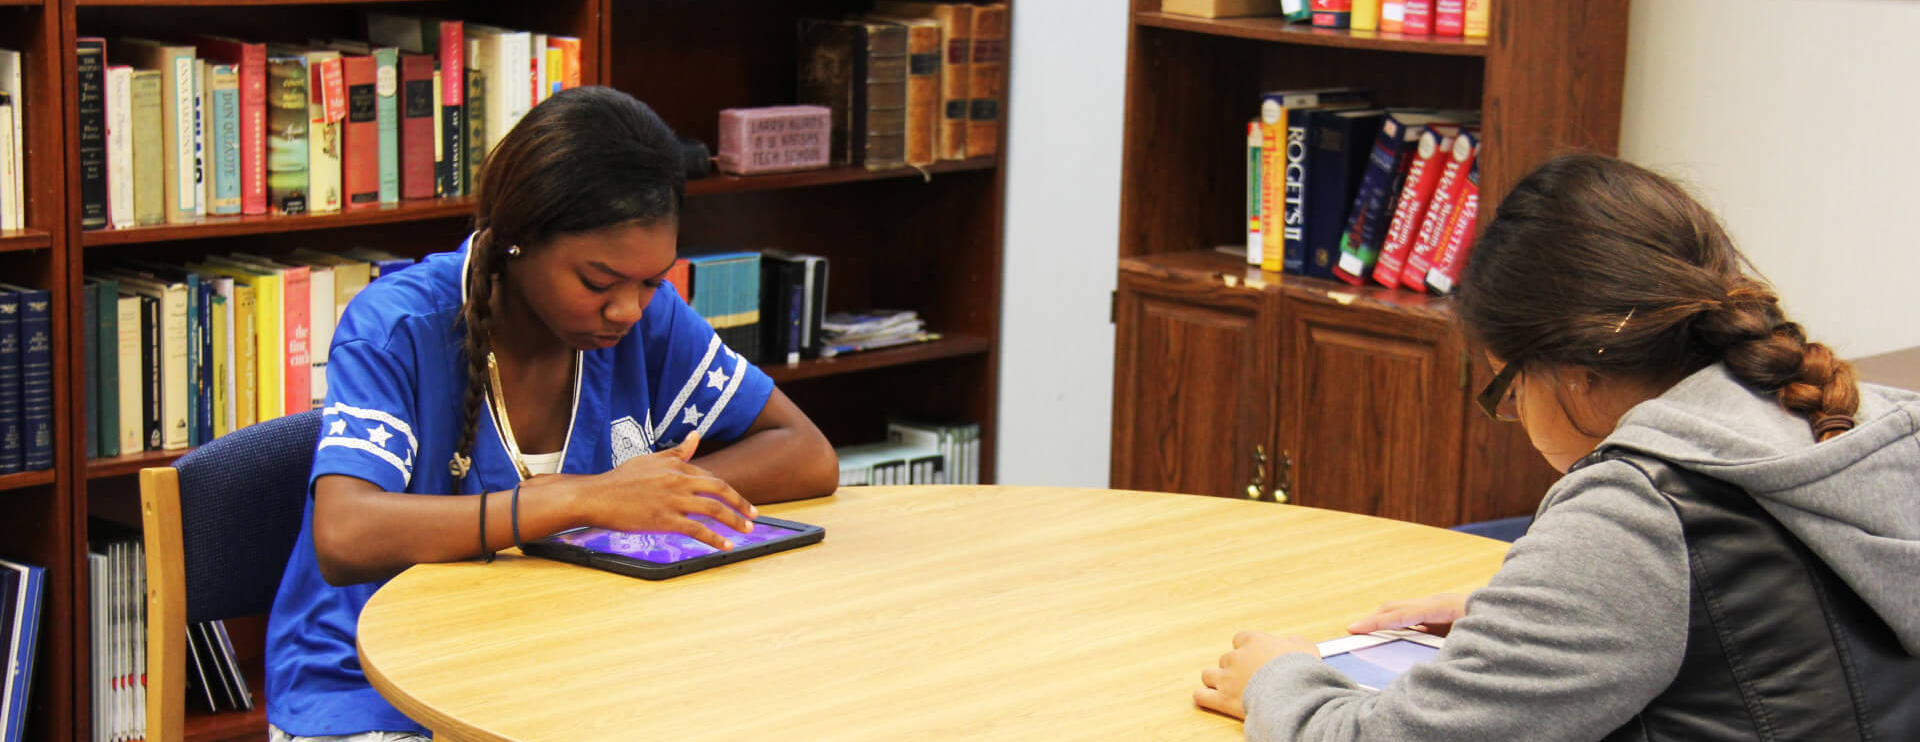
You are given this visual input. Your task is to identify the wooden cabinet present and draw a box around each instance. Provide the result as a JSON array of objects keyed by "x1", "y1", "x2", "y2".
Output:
[{"x1": 1111, "y1": 0, "x2": 1625, "y2": 526}]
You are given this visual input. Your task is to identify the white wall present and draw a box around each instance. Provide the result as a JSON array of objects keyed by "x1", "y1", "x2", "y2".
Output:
[
  {"x1": 993, "y1": 0, "x2": 1920, "y2": 484},
  {"x1": 1619, "y1": 0, "x2": 1920, "y2": 358},
  {"x1": 994, "y1": 0, "x2": 1129, "y2": 486}
]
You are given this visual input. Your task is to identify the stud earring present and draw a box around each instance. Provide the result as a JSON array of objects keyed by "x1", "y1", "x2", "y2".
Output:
[{"x1": 505, "y1": 245, "x2": 522, "y2": 258}]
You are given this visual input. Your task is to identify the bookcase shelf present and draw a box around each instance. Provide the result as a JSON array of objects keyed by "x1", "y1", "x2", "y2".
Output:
[
  {"x1": 1133, "y1": 11, "x2": 1489, "y2": 56},
  {"x1": 0, "y1": 0, "x2": 43, "y2": 7},
  {"x1": 763, "y1": 334, "x2": 992, "y2": 384},
  {"x1": 0, "y1": 228, "x2": 52, "y2": 252},
  {"x1": 79, "y1": 198, "x2": 477, "y2": 247},
  {"x1": 0, "y1": 469, "x2": 55, "y2": 492},
  {"x1": 85, "y1": 447, "x2": 186, "y2": 480},
  {"x1": 688, "y1": 158, "x2": 998, "y2": 197}
]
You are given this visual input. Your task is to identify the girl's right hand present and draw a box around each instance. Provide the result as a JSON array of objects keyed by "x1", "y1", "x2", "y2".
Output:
[
  {"x1": 1346, "y1": 592, "x2": 1470, "y2": 637},
  {"x1": 575, "y1": 432, "x2": 759, "y2": 551}
]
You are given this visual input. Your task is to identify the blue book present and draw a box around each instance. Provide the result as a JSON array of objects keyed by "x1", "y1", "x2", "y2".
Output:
[
  {"x1": 210, "y1": 64, "x2": 242, "y2": 215},
  {"x1": 0, "y1": 284, "x2": 51, "y2": 471},
  {"x1": 0, "y1": 556, "x2": 46, "y2": 742},
  {"x1": 195, "y1": 277, "x2": 214, "y2": 443},
  {"x1": 0, "y1": 288, "x2": 19, "y2": 473},
  {"x1": 1302, "y1": 108, "x2": 1385, "y2": 281}
]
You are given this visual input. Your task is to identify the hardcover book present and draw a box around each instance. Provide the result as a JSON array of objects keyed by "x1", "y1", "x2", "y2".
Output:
[{"x1": 265, "y1": 56, "x2": 309, "y2": 215}]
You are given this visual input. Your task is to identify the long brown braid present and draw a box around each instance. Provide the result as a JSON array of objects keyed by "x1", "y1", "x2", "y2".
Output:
[
  {"x1": 446, "y1": 86, "x2": 687, "y2": 486},
  {"x1": 1459, "y1": 154, "x2": 1858, "y2": 442}
]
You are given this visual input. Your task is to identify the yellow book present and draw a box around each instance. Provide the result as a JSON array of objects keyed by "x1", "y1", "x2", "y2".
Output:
[
  {"x1": 195, "y1": 259, "x2": 283, "y2": 422},
  {"x1": 229, "y1": 283, "x2": 258, "y2": 429},
  {"x1": 1464, "y1": 0, "x2": 1489, "y2": 38},
  {"x1": 545, "y1": 47, "x2": 563, "y2": 96},
  {"x1": 211, "y1": 294, "x2": 228, "y2": 438},
  {"x1": 1352, "y1": 0, "x2": 1381, "y2": 31}
]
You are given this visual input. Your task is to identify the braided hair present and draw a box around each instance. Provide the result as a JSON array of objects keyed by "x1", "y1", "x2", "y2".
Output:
[
  {"x1": 448, "y1": 86, "x2": 686, "y2": 484},
  {"x1": 1457, "y1": 154, "x2": 1857, "y2": 442}
]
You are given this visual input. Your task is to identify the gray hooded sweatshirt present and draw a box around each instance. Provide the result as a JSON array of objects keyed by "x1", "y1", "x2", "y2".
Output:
[{"x1": 1243, "y1": 363, "x2": 1920, "y2": 741}]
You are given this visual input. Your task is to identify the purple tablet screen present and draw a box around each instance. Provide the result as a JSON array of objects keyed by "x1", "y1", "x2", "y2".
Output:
[
  {"x1": 546, "y1": 516, "x2": 806, "y2": 565},
  {"x1": 1322, "y1": 639, "x2": 1439, "y2": 689}
]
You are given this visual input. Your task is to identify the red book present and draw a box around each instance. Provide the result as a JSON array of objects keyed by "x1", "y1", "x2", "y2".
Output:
[
  {"x1": 1424, "y1": 163, "x2": 1480, "y2": 295},
  {"x1": 1311, "y1": 0, "x2": 1354, "y2": 27},
  {"x1": 398, "y1": 53, "x2": 436, "y2": 200},
  {"x1": 280, "y1": 265, "x2": 312, "y2": 415},
  {"x1": 1373, "y1": 125, "x2": 1459, "y2": 289},
  {"x1": 549, "y1": 36, "x2": 582, "y2": 90},
  {"x1": 195, "y1": 36, "x2": 268, "y2": 215},
  {"x1": 1397, "y1": 130, "x2": 1478, "y2": 288},
  {"x1": 1434, "y1": 0, "x2": 1467, "y2": 36},
  {"x1": 341, "y1": 54, "x2": 380, "y2": 208},
  {"x1": 1403, "y1": 0, "x2": 1434, "y2": 34},
  {"x1": 667, "y1": 258, "x2": 692, "y2": 303}
]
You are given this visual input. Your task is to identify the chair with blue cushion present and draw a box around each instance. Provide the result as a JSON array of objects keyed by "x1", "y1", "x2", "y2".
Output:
[
  {"x1": 139, "y1": 409, "x2": 323, "y2": 742},
  {"x1": 1451, "y1": 515, "x2": 1533, "y2": 543}
]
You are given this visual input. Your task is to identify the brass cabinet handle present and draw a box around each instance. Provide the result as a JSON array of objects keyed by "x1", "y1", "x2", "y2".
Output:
[
  {"x1": 1272, "y1": 449, "x2": 1293, "y2": 504},
  {"x1": 1245, "y1": 445, "x2": 1267, "y2": 500}
]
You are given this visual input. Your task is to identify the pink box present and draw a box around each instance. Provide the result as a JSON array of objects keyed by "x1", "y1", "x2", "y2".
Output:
[{"x1": 716, "y1": 105, "x2": 833, "y2": 176}]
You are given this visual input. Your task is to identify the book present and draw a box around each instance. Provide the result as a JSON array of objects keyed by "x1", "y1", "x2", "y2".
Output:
[
  {"x1": 762, "y1": 251, "x2": 827, "y2": 359},
  {"x1": 834, "y1": 441, "x2": 944, "y2": 486},
  {"x1": 397, "y1": 53, "x2": 436, "y2": 200},
  {"x1": 864, "y1": 15, "x2": 941, "y2": 168},
  {"x1": 797, "y1": 18, "x2": 908, "y2": 171},
  {"x1": 192, "y1": 60, "x2": 206, "y2": 219},
  {"x1": 1334, "y1": 110, "x2": 1475, "y2": 286},
  {"x1": 0, "y1": 284, "x2": 50, "y2": 470},
  {"x1": 0, "y1": 48, "x2": 19, "y2": 231},
  {"x1": 193, "y1": 259, "x2": 283, "y2": 421},
  {"x1": 341, "y1": 53, "x2": 381, "y2": 208},
  {"x1": 296, "y1": 48, "x2": 346, "y2": 214},
  {"x1": 221, "y1": 255, "x2": 312, "y2": 414},
  {"x1": 463, "y1": 66, "x2": 485, "y2": 196},
  {"x1": 1257, "y1": 88, "x2": 1372, "y2": 273},
  {"x1": 134, "y1": 293, "x2": 160, "y2": 449},
  {"x1": 1311, "y1": 0, "x2": 1354, "y2": 27},
  {"x1": 129, "y1": 70, "x2": 166, "y2": 226},
  {"x1": 1434, "y1": 0, "x2": 1467, "y2": 36},
  {"x1": 1465, "y1": 0, "x2": 1490, "y2": 38},
  {"x1": 759, "y1": 254, "x2": 806, "y2": 365},
  {"x1": 195, "y1": 273, "x2": 255, "y2": 431},
  {"x1": 365, "y1": 14, "x2": 464, "y2": 196},
  {"x1": 547, "y1": 36, "x2": 582, "y2": 92},
  {"x1": 685, "y1": 252, "x2": 762, "y2": 363},
  {"x1": 1246, "y1": 120, "x2": 1264, "y2": 267},
  {"x1": 1162, "y1": 0, "x2": 1283, "y2": 18},
  {"x1": 1403, "y1": 0, "x2": 1434, "y2": 34},
  {"x1": 875, "y1": 1, "x2": 972, "y2": 161},
  {"x1": 114, "y1": 294, "x2": 141, "y2": 455},
  {"x1": 530, "y1": 33, "x2": 548, "y2": 106},
  {"x1": 1397, "y1": 129, "x2": 1477, "y2": 289},
  {"x1": 0, "y1": 557, "x2": 45, "y2": 742},
  {"x1": 114, "y1": 38, "x2": 199, "y2": 223},
  {"x1": 466, "y1": 24, "x2": 531, "y2": 159},
  {"x1": 105, "y1": 66, "x2": 135, "y2": 229},
  {"x1": 83, "y1": 281, "x2": 99, "y2": 459},
  {"x1": 1424, "y1": 160, "x2": 1479, "y2": 295},
  {"x1": 266, "y1": 55, "x2": 309, "y2": 215},
  {"x1": 289, "y1": 249, "x2": 372, "y2": 322},
  {"x1": 77, "y1": 38, "x2": 109, "y2": 230},
  {"x1": 1381, "y1": 0, "x2": 1407, "y2": 32},
  {"x1": 1372, "y1": 124, "x2": 1459, "y2": 289},
  {"x1": 195, "y1": 36, "x2": 269, "y2": 215},
  {"x1": 209, "y1": 289, "x2": 229, "y2": 437},
  {"x1": 0, "y1": 93, "x2": 12, "y2": 233},
  {"x1": 967, "y1": 4, "x2": 1008, "y2": 158},
  {"x1": 0, "y1": 288, "x2": 17, "y2": 473},
  {"x1": 208, "y1": 65, "x2": 242, "y2": 215},
  {"x1": 1301, "y1": 108, "x2": 1385, "y2": 280},
  {"x1": 1352, "y1": 0, "x2": 1382, "y2": 31},
  {"x1": 110, "y1": 274, "x2": 190, "y2": 450}
]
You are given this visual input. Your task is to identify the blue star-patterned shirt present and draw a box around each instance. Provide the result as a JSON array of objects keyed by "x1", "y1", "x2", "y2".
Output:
[{"x1": 264, "y1": 237, "x2": 772, "y2": 736}]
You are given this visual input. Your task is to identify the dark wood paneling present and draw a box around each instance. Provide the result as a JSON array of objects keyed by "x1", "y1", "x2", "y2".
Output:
[
  {"x1": 1480, "y1": 0, "x2": 1628, "y2": 206},
  {"x1": 1111, "y1": 268, "x2": 1273, "y2": 498}
]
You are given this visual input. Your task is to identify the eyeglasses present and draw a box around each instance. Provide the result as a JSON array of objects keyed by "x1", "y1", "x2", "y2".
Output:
[{"x1": 1477, "y1": 362, "x2": 1521, "y2": 422}]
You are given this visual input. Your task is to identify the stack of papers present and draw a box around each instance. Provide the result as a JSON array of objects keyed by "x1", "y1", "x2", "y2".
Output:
[{"x1": 820, "y1": 310, "x2": 937, "y2": 357}]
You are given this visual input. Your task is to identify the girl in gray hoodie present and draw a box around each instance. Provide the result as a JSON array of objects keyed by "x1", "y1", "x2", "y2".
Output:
[{"x1": 1196, "y1": 154, "x2": 1920, "y2": 740}]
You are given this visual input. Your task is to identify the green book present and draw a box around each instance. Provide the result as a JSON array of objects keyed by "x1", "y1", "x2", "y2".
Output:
[
  {"x1": 374, "y1": 47, "x2": 401, "y2": 204},
  {"x1": 92, "y1": 278, "x2": 121, "y2": 457}
]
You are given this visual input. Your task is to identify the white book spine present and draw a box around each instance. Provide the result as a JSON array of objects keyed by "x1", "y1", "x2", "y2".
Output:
[
  {"x1": 162, "y1": 287, "x2": 189, "y2": 450},
  {"x1": 0, "y1": 100, "x2": 15, "y2": 231},
  {"x1": 171, "y1": 55, "x2": 197, "y2": 216},
  {"x1": 531, "y1": 33, "x2": 548, "y2": 105},
  {"x1": 106, "y1": 67, "x2": 135, "y2": 229},
  {"x1": 0, "y1": 49, "x2": 22, "y2": 231},
  {"x1": 308, "y1": 268, "x2": 333, "y2": 403},
  {"x1": 116, "y1": 297, "x2": 142, "y2": 456}
]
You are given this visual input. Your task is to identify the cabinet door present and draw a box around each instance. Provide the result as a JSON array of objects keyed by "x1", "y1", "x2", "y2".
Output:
[
  {"x1": 1277, "y1": 295, "x2": 1465, "y2": 525},
  {"x1": 1111, "y1": 271, "x2": 1276, "y2": 499}
]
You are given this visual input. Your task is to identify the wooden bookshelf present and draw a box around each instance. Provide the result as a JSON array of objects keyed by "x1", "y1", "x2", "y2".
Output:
[
  {"x1": 1134, "y1": 10, "x2": 1489, "y2": 56},
  {"x1": 4, "y1": 1, "x2": 1010, "y2": 740},
  {"x1": 0, "y1": 469, "x2": 56, "y2": 492},
  {"x1": 0, "y1": 229, "x2": 53, "y2": 252},
  {"x1": 1111, "y1": 0, "x2": 1622, "y2": 524}
]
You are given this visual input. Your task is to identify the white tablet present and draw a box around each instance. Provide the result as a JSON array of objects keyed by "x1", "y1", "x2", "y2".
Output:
[{"x1": 1315, "y1": 628, "x2": 1445, "y2": 690}]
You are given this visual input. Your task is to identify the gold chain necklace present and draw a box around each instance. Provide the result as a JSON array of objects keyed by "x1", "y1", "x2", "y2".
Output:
[{"x1": 486, "y1": 351, "x2": 577, "y2": 481}]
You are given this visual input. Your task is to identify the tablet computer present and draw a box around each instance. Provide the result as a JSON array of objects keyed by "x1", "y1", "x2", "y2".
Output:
[
  {"x1": 522, "y1": 514, "x2": 824, "y2": 580},
  {"x1": 1315, "y1": 628, "x2": 1445, "y2": 690}
]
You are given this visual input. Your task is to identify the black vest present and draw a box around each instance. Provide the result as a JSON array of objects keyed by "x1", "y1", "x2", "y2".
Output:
[{"x1": 1582, "y1": 450, "x2": 1920, "y2": 742}]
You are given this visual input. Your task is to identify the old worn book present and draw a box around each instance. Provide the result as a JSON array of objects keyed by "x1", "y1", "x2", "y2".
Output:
[
  {"x1": 863, "y1": 15, "x2": 940, "y2": 167},
  {"x1": 798, "y1": 18, "x2": 908, "y2": 170},
  {"x1": 874, "y1": 1, "x2": 972, "y2": 160},
  {"x1": 966, "y1": 4, "x2": 1009, "y2": 158}
]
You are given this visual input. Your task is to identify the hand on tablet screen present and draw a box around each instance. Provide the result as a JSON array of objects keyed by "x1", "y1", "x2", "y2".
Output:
[
  {"x1": 1346, "y1": 592, "x2": 1469, "y2": 637},
  {"x1": 578, "y1": 432, "x2": 758, "y2": 551},
  {"x1": 1195, "y1": 632, "x2": 1319, "y2": 720}
]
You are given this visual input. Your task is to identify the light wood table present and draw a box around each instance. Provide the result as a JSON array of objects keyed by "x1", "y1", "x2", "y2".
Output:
[{"x1": 357, "y1": 486, "x2": 1509, "y2": 741}]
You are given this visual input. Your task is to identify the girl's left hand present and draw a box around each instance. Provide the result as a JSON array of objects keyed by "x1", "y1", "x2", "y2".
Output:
[{"x1": 1195, "y1": 631, "x2": 1321, "y2": 720}]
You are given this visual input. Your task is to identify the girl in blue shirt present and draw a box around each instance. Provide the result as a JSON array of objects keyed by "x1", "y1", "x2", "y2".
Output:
[{"x1": 264, "y1": 86, "x2": 839, "y2": 740}]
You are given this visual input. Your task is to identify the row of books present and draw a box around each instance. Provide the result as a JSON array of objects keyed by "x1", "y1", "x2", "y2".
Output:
[
  {"x1": 1166, "y1": 0, "x2": 1488, "y2": 37},
  {"x1": 798, "y1": 2, "x2": 1008, "y2": 170},
  {"x1": 835, "y1": 417, "x2": 982, "y2": 487},
  {"x1": 0, "y1": 48, "x2": 22, "y2": 232},
  {"x1": 0, "y1": 284, "x2": 52, "y2": 474},
  {"x1": 0, "y1": 556, "x2": 45, "y2": 742},
  {"x1": 88, "y1": 537, "x2": 253, "y2": 742},
  {"x1": 78, "y1": 248, "x2": 416, "y2": 459},
  {"x1": 665, "y1": 250, "x2": 831, "y2": 367},
  {"x1": 1244, "y1": 89, "x2": 1483, "y2": 295},
  {"x1": 76, "y1": 14, "x2": 580, "y2": 229}
]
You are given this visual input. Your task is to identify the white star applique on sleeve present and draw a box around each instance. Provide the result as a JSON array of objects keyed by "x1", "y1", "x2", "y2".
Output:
[
  {"x1": 707, "y1": 367, "x2": 730, "y2": 391},
  {"x1": 329, "y1": 418, "x2": 347, "y2": 435},
  {"x1": 682, "y1": 405, "x2": 703, "y2": 427},
  {"x1": 367, "y1": 424, "x2": 394, "y2": 448}
]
